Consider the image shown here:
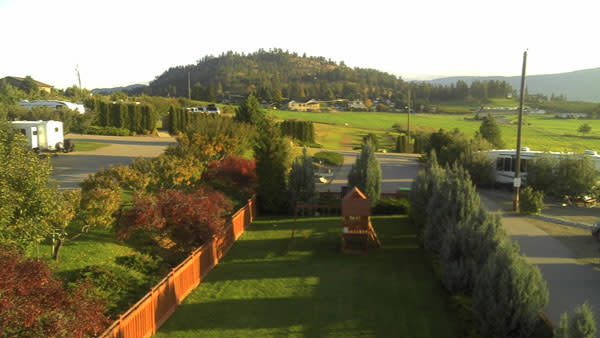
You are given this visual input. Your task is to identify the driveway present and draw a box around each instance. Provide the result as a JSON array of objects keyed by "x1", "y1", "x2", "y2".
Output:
[
  {"x1": 50, "y1": 134, "x2": 176, "y2": 189},
  {"x1": 480, "y1": 190, "x2": 600, "y2": 325}
]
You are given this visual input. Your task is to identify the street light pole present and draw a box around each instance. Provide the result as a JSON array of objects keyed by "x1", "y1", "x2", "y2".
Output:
[{"x1": 514, "y1": 50, "x2": 528, "y2": 212}]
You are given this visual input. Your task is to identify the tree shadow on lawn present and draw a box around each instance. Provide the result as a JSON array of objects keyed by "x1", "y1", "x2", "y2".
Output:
[{"x1": 158, "y1": 216, "x2": 462, "y2": 338}]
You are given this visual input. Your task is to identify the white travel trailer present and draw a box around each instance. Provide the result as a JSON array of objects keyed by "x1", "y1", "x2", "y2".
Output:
[
  {"x1": 487, "y1": 148, "x2": 600, "y2": 184},
  {"x1": 9, "y1": 120, "x2": 72, "y2": 152},
  {"x1": 19, "y1": 100, "x2": 86, "y2": 114}
]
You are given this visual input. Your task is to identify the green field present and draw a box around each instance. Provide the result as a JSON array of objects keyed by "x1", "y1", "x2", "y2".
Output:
[
  {"x1": 269, "y1": 110, "x2": 600, "y2": 153},
  {"x1": 73, "y1": 141, "x2": 110, "y2": 152},
  {"x1": 156, "y1": 216, "x2": 466, "y2": 338}
]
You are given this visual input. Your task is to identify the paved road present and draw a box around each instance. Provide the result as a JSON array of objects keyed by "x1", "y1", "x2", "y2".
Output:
[
  {"x1": 480, "y1": 192, "x2": 600, "y2": 325},
  {"x1": 50, "y1": 134, "x2": 175, "y2": 189},
  {"x1": 316, "y1": 151, "x2": 421, "y2": 193}
]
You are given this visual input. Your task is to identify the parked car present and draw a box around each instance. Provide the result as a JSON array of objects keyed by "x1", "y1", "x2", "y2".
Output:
[
  {"x1": 592, "y1": 221, "x2": 600, "y2": 240},
  {"x1": 207, "y1": 104, "x2": 220, "y2": 114}
]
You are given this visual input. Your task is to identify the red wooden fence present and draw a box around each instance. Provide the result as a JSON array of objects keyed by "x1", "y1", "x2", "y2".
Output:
[{"x1": 99, "y1": 196, "x2": 257, "y2": 338}]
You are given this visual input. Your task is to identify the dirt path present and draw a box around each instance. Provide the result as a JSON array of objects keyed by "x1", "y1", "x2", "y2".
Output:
[{"x1": 479, "y1": 189, "x2": 600, "y2": 325}]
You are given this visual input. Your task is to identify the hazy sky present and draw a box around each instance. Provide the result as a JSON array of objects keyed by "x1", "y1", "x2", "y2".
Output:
[{"x1": 0, "y1": 0, "x2": 598, "y2": 89}]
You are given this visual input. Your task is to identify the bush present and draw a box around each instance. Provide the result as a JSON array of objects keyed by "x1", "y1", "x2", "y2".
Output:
[
  {"x1": 166, "y1": 115, "x2": 254, "y2": 162},
  {"x1": 520, "y1": 186, "x2": 544, "y2": 215},
  {"x1": 71, "y1": 265, "x2": 146, "y2": 317},
  {"x1": 313, "y1": 151, "x2": 344, "y2": 166},
  {"x1": 0, "y1": 247, "x2": 109, "y2": 337},
  {"x1": 84, "y1": 125, "x2": 131, "y2": 136},
  {"x1": 204, "y1": 156, "x2": 258, "y2": 201},
  {"x1": 115, "y1": 252, "x2": 165, "y2": 275},
  {"x1": 372, "y1": 198, "x2": 410, "y2": 215},
  {"x1": 116, "y1": 187, "x2": 233, "y2": 253}
]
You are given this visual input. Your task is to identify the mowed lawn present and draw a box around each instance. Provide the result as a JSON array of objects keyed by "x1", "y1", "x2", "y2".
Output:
[{"x1": 156, "y1": 216, "x2": 465, "y2": 338}]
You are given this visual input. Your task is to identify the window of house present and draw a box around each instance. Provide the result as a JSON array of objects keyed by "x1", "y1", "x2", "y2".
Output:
[
  {"x1": 32, "y1": 131, "x2": 38, "y2": 135},
  {"x1": 20, "y1": 129, "x2": 26, "y2": 135},
  {"x1": 496, "y1": 158, "x2": 503, "y2": 171}
]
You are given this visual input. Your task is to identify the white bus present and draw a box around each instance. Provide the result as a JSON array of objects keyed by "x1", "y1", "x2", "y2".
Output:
[{"x1": 487, "y1": 148, "x2": 600, "y2": 184}]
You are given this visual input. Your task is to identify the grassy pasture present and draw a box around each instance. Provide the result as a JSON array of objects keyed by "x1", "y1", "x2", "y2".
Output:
[
  {"x1": 270, "y1": 110, "x2": 600, "y2": 153},
  {"x1": 156, "y1": 216, "x2": 466, "y2": 338}
]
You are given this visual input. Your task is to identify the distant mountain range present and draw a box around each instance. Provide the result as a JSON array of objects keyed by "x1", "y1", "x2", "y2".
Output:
[
  {"x1": 91, "y1": 84, "x2": 147, "y2": 95},
  {"x1": 428, "y1": 68, "x2": 600, "y2": 102}
]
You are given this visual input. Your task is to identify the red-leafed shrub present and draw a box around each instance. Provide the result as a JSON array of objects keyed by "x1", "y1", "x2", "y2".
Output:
[
  {"x1": 204, "y1": 156, "x2": 258, "y2": 199},
  {"x1": 0, "y1": 247, "x2": 109, "y2": 337},
  {"x1": 117, "y1": 188, "x2": 233, "y2": 253}
]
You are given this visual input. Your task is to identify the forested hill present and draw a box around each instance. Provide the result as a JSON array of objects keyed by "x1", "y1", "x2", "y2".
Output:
[
  {"x1": 139, "y1": 49, "x2": 407, "y2": 103},
  {"x1": 429, "y1": 67, "x2": 600, "y2": 102}
]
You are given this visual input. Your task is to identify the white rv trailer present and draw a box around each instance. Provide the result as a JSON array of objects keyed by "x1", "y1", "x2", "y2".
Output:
[
  {"x1": 486, "y1": 148, "x2": 600, "y2": 184},
  {"x1": 19, "y1": 100, "x2": 86, "y2": 114},
  {"x1": 9, "y1": 120, "x2": 67, "y2": 152}
]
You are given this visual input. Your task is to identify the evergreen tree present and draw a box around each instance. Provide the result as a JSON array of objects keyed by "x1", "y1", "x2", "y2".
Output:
[
  {"x1": 235, "y1": 94, "x2": 265, "y2": 125},
  {"x1": 424, "y1": 163, "x2": 481, "y2": 255},
  {"x1": 288, "y1": 148, "x2": 316, "y2": 213},
  {"x1": 479, "y1": 114, "x2": 504, "y2": 148},
  {"x1": 409, "y1": 151, "x2": 445, "y2": 230},
  {"x1": 440, "y1": 205, "x2": 504, "y2": 294},
  {"x1": 555, "y1": 302, "x2": 597, "y2": 338},
  {"x1": 254, "y1": 121, "x2": 291, "y2": 213},
  {"x1": 474, "y1": 241, "x2": 549, "y2": 338},
  {"x1": 347, "y1": 143, "x2": 381, "y2": 205}
]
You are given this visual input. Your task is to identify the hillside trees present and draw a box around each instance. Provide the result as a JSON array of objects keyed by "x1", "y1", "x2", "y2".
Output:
[{"x1": 348, "y1": 143, "x2": 382, "y2": 206}]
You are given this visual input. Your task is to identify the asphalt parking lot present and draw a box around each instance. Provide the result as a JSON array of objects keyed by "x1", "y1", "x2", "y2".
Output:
[{"x1": 50, "y1": 134, "x2": 176, "y2": 189}]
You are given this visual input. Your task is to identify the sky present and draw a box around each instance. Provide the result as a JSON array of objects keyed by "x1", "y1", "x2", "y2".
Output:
[{"x1": 0, "y1": 0, "x2": 598, "y2": 89}]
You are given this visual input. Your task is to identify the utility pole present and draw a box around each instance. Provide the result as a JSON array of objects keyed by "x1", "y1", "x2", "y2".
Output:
[
  {"x1": 514, "y1": 50, "x2": 528, "y2": 212},
  {"x1": 75, "y1": 65, "x2": 82, "y2": 89},
  {"x1": 407, "y1": 87, "x2": 411, "y2": 145},
  {"x1": 188, "y1": 72, "x2": 191, "y2": 100}
]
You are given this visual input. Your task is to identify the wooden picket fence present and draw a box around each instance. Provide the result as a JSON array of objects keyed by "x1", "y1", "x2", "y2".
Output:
[{"x1": 99, "y1": 196, "x2": 257, "y2": 338}]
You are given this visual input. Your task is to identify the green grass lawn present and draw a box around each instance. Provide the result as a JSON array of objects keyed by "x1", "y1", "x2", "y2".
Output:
[
  {"x1": 155, "y1": 216, "x2": 466, "y2": 338},
  {"x1": 73, "y1": 141, "x2": 110, "y2": 152}
]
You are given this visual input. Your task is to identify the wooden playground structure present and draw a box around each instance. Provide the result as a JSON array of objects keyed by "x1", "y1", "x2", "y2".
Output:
[
  {"x1": 341, "y1": 188, "x2": 381, "y2": 253},
  {"x1": 292, "y1": 187, "x2": 380, "y2": 254}
]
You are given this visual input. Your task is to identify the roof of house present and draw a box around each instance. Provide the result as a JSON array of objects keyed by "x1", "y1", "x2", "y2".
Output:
[{"x1": 1, "y1": 76, "x2": 53, "y2": 88}]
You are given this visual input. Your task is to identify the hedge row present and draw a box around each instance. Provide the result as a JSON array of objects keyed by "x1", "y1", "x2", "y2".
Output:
[
  {"x1": 89, "y1": 98, "x2": 158, "y2": 133},
  {"x1": 280, "y1": 119, "x2": 315, "y2": 143}
]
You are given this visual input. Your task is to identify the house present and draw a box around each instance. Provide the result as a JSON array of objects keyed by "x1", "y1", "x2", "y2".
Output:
[
  {"x1": 286, "y1": 99, "x2": 320, "y2": 112},
  {"x1": 1, "y1": 76, "x2": 53, "y2": 93}
]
